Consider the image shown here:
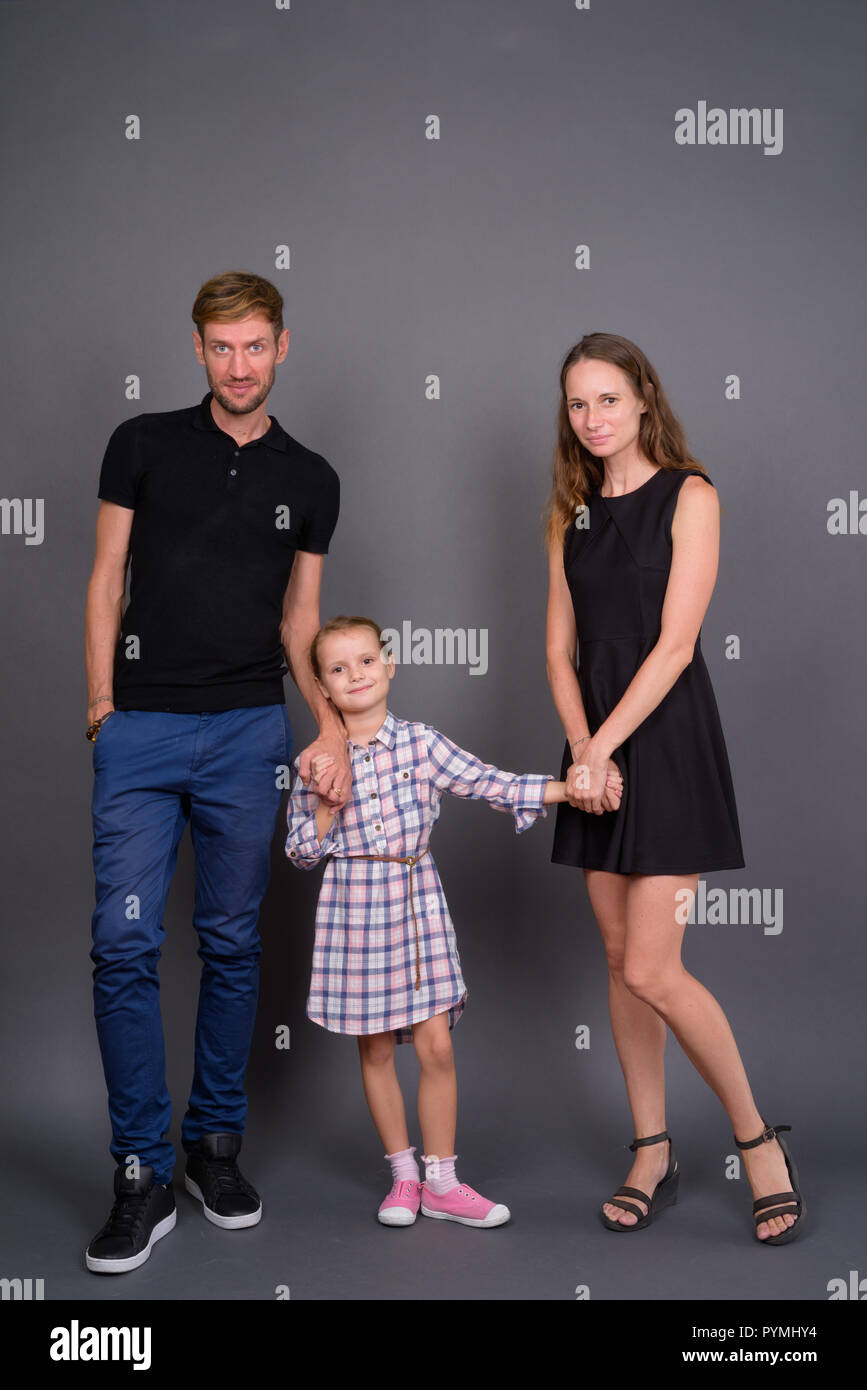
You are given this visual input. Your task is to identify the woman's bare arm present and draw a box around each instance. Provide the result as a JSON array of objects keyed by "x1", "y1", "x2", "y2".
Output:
[
  {"x1": 545, "y1": 532, "x2": 593, "y2": 758},
  {"x1": 545, "y1": 530, "x2": 622, "y2": 810}
]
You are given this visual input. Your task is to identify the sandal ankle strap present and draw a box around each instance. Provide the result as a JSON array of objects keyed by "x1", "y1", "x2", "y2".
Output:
[
  {"x1": 628, "y1": 1129, "x2": 670, "y2": 1152},
  {"x1": 733, "y1": 1120, "x2": 791, "y2": 1151}
]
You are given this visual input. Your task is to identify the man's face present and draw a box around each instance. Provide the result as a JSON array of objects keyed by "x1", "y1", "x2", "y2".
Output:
[{"x1": 194, "y1": 314, "x2": 289, "y2": 415}]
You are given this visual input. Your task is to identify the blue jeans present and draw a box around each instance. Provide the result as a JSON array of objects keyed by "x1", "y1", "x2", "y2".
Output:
[{"x1": 90, "y1": 705, "x2": 293, "y2": 1184}]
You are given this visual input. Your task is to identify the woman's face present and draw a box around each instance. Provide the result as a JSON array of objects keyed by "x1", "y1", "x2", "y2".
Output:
[{"x1": 564, "y1": 359, "x2": 647, "y2": 460}]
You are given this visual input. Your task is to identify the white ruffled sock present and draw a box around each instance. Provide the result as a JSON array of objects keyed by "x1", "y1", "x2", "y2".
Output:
[
  {"x1": 385, "y1": 1145, "x2": 420, "y2": 1183},
  {"x1": 422, "y1": 1152, "x2": 458, "y2": 1195}
]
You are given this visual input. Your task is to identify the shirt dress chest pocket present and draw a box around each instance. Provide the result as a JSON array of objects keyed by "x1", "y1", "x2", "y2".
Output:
[
  {"x1": 388, "y1": 767, "x2": 428, "y2": 836},
  {"x1": 394, "y1": 768, "x2": 416, "y2": 805}
]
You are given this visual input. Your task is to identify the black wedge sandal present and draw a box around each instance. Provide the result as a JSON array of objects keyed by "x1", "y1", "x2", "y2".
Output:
[
  {"x1": 600, "y1": 1129, "x2": 679, "y2": 1232},
  {"x1": 734, "y1": 1120, "x2": 805, "y2": 1246}
]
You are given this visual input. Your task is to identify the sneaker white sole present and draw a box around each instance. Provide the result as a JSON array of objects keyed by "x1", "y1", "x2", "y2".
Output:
[
  {"x1": 85, "y1": 1208, "x2": 177, "y2": 1273},
  {"x1": 184, "y1": 1175, "x2": 262, "y2": 1228},
  {"x1": 378, "y1": 1206, "x2": 418, "y2": 1226},
  {"x1": 420, "y1": 1203, "x2": 511, "y2": 1228}
]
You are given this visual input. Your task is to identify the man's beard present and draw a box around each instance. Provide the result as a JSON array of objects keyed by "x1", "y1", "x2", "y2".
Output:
[{"x1": 208, "y1": 365, "x2": 275, "y2": 415}]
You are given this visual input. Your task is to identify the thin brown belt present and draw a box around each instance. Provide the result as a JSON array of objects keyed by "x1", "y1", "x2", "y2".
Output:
[{"x1": 345, "y1": 846, "x2": 430, "y2": 990}]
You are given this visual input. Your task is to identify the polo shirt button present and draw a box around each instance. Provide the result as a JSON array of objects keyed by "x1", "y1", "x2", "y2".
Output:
[
  {"x1": 369, "y1": 792, "x2": 377, "y2": 799},
  {"x1": 365, "y1": 755, "x2": 371, "y2": 762},
  {"x1": 230, "y1": 468, "x2": 237, "y2": 477},
  {"x1": 374, "y1": 824, "x2": 382, "y2": 831}
]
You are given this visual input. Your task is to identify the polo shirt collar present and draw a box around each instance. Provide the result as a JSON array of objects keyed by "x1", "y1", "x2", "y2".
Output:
[{"x1": 192, "y1": 391, "x2": 288, "y2": 451}]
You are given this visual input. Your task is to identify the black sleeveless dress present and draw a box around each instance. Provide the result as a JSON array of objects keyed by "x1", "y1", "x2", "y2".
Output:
[{"x1": 550, "y1": 466, "x2": 745, "y2": 875}]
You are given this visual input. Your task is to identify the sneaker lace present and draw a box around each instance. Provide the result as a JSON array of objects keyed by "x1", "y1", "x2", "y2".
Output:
[
  {"x1": 105, "y1": 1190, "x2": 151, "y2": 1236},
  {"x1": 206, "y1": 1158, "x2": 250, "y2": 1196}
]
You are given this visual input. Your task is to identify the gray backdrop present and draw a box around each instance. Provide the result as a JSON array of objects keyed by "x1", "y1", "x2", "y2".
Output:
[{"x1": 1, "y1": 0, "x2": 864, "y2": 1302}]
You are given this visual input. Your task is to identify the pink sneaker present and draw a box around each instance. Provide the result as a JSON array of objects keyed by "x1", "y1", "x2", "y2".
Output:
[
  {"x1": 420, "y1": 1181, "x2": 510, "y2": 1228},
  {"x1": 378, "y1": 1178, "x2": 422, "y2": 1227}
]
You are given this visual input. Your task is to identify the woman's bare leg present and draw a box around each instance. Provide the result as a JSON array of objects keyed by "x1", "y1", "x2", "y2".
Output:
[
  {"x1": 584, "y1": 868, "x2": 673, "y2": 1227},
  {"x1": 357, "y1": 1031, "x2": 410, "y2": 1155},
  {"x1": 619, "y1": 873, "x2": 797, "y2": 1239}
]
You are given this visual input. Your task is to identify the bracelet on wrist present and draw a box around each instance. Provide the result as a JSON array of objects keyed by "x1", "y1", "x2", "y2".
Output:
[{"x1": 85, "y1": 711, "x2": 114, "y2": 743}]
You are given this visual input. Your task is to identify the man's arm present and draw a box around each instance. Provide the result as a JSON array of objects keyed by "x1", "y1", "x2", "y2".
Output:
[
  {"x1": 280, "y1": 550, "x2": 351, "y2": 808},
  {"x1": 285, "y1": 754, "x2": 342, "y2": 868},
  {"x1": 84, "y1": 501, "x2": 133, "y2": 722}
]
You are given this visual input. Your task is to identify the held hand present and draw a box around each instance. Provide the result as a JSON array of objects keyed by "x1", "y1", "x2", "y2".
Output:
[
  {"x1": 297, "y1": 732, "x2": 352, "y2": 810},
  {"x1": 566, "y1": 743, "x2": 623, "y2": 815},
  {"x1": 600, "y1": 760, "x2": 624, "y2": 813}
]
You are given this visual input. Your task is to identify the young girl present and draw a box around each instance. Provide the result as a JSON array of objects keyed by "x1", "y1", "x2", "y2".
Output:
[{"x1": 285, "y1": 614, "x2": 622, "y2": 1228}]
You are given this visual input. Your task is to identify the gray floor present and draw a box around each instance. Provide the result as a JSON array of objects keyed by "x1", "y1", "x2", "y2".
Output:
[
  {"x1": 3, "y1": 843, "x2": 861, "y2": 1303},
  {"x1": 2, "y1": 1107, "x2": 855, "y2": 1302}
]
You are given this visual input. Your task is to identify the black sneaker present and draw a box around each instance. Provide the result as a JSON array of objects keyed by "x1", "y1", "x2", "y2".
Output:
[
  {"x1": 85, "y1": 1163, "x2": 176, "y2": 1274},
  {"x1": 184, "y1": 1131, "x2": 262, "y2": 1228}
]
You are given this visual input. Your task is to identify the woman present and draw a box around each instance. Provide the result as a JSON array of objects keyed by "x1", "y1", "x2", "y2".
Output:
[{"x1": 544, "y1": 333, "x2": 804, "y2": 1244}]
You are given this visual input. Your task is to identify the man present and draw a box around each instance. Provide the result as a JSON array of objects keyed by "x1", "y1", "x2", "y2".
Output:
[{"x1": 84, "y1": 270, "x2": 351, "y2": 1273}]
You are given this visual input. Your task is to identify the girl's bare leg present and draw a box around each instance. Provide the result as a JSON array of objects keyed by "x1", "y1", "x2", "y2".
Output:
[
  {"x1": 412, "y1": 1012, "x2": 457, "y2": 1157},
  {"x1": 357, "y1": 1031, "x2": 410, "y2": 1155}
]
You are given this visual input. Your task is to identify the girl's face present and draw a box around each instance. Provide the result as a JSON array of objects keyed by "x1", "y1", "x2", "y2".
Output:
[
  {"x1": 564, "y1": 359, "x2": 647, "y2": 461},
  {"x1": 315, "y1": 627, "x2": 394, "y2": 716}
]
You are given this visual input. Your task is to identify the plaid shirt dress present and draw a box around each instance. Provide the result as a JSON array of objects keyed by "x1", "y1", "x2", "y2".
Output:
[{"x1": 285, "y1": 709, "x2": 553, "y2": 1043}]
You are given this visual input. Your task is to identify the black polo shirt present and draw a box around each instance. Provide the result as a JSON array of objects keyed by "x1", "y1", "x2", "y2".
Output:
[{"x1": 97, "y1": 391, "x2": 339, "y2": 712}]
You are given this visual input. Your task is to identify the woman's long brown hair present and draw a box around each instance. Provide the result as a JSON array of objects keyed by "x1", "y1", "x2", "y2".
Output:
[{"x1": 542, "y1": 332, "x2": 709, "y2": 552}]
